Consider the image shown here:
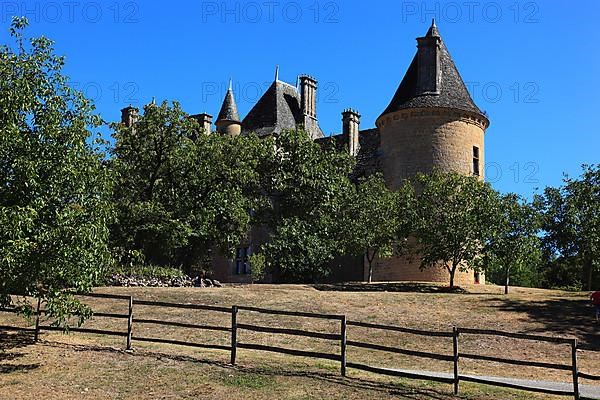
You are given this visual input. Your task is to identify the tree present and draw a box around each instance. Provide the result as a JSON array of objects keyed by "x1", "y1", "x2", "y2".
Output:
[
  {"x1": 258, "y1": 129, "x2": 354, "y2": 282},
  {"x1": 0, "y1": 17, "x2": 112, "y2": 325},
  {"x1": 110, "y1": 101, "x2": 199, "y2": 267},
  {"x1": 110, "y1": 102, "x2": 274, "y2": 270},
  {"x1": 412, "y1": 171, "x2": 501, "y2": 289},
  {"x1": 484, "y1": 194, "x2": 542, "y2": 294},
  {"x1": 342, "y1": 175, "x2": 414, "y2": 283},
  {"x1": 538, "y1": 165, "x2": 600, "y2": 290},
  {"x1": 172, "y1": 128, "x2": 274, "y2": 261}
]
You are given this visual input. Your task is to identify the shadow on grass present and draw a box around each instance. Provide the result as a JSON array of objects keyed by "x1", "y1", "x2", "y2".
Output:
[
  {"x1": 483, "y1": 297, "x2": 600, "y2": 349},
  {"x1": 313, "y1": 282, "x2": 467, "y2": 294},
  {"x1": 234, "y1": 364, "x2": 454, "y2": 400},
  {"x1": 0, "y1": 330, "x2": 39, "y2": 373},
  {"x1": 44, "y1": 341, "x2": 456, "y2": 399}
]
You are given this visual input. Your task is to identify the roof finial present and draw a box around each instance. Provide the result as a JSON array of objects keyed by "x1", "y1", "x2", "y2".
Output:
[
  {"x1": 228, "y1": 78, "x2": 233, "y2": 91},
  {"x1": 426, "y1": 18, "x2": 440, "y2": 37},
  {"x1": 275, "y1": 65, "x2": 279, "y2": 81}
]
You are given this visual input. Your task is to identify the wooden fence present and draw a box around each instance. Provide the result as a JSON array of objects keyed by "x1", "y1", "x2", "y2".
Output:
[{"x1": 1, "y1": 293, "x2": 599, "y2": 400}]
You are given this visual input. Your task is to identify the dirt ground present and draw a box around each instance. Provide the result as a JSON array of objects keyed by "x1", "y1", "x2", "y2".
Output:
[{"x1": 1, "y1": 282, "x2": 598, "y2": 399}]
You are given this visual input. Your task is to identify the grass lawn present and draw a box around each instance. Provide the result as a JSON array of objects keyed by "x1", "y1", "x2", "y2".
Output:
[{"x1": 1, "y1": 282, "x2": 598, "y2": 399}]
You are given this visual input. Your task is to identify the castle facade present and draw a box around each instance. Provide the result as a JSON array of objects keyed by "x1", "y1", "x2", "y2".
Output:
[{"x1": 122, "y1": 21, "x2": 489, "y2": 285}]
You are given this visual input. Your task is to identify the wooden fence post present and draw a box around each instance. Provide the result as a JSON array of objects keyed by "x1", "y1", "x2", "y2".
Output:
[
  {"x1": 572, "y1": 338, "x2": 579, "y2": 400},
  {"x1": 126, "y1": 296, "x2": 133, "y2": 350},
  {"x1": 453, "y1": 327, "x2": 459, "y2": 395},
  {"x1": 340, "y1": 315, "x2": 347, "y2": 377},
  {"x1": 231, "y1": 306, "x2": 238, "y2": 365},
  {"x1": 34, "y1": 297, "x2": 41, "y2": 342}
]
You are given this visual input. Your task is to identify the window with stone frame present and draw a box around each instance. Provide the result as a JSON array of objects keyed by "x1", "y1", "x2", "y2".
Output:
[{"x1": 472, "y1": 146, "x2": 480, "y2": 176}]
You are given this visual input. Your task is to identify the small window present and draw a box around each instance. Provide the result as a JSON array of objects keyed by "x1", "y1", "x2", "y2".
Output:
[
  {"x1": 235, "y1": 247, "x2": 250, "y2": 275},
  {"x1": 472, "y1": 146, "x2": 480, "y2": 176}
]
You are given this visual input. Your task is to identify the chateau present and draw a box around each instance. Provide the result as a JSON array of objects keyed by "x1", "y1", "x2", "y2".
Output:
[{"x1": 122, "y1": 21, "x2": 489, "y2": 285}]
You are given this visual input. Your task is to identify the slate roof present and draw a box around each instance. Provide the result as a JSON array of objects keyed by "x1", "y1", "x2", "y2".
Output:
[
  {"x1": 316, "y1": 128, "x2": 382, "y2": 179},
  {"x1": 241, "y1": 80, "x2": 324, "y2": 139},
  {"x1": 380, "y1": 22, "x2": 485, "y2": 119},
  {"x1": 217, "y1": 88, "x2": 240, "y2": 122}
]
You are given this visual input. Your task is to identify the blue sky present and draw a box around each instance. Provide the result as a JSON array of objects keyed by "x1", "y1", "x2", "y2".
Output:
[{"x1": 1, "y1": 1, "x2": 598, "y2": 198}]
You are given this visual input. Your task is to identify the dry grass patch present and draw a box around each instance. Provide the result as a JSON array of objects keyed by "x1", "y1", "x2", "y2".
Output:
[{"x1": 1, "y1": 282, "x2": 598, "y2": 399}]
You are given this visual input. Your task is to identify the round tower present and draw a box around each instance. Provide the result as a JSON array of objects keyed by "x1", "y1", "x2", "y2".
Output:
[
  {"x1": 373, "y1": 21, "x2": 490, "y2": 285},
  {"x1": 216, "y1": 80, "x2": 241, "y2": 136}
]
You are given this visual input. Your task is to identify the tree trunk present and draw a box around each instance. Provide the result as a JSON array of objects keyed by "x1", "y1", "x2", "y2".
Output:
[
  {"x1": 449, "y1": 265, "x2": 456, "y2": 289},
  {"x1": 504, "y1": 267, "x2": 510, "y2": 295},
  {"x1": 586, "y1": 256, "x2": 593, "y2": 291},
  {"x1": 366, "y1": 248, "x2": 374, "y2": 284}
]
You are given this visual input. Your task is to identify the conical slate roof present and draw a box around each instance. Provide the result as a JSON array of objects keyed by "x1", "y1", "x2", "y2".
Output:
[
  {"x1": 380, "y1": 21, "x2": 485, "y2": 119},
  {"x1": 217, "y1": 87, "x2": 240, "y2": 122}
]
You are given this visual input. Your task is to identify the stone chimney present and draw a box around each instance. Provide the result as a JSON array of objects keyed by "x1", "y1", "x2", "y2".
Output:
[
  {"x1": 416, "y1": 19, "x2": 442, "y2": 95},
  {"x1": 120, "y1": 105, "x2": 139, "y2": 128},
  {"x1": 342, "y1": 109, "x2": 361, "y2": 156},
  {"x1": 299, "y1": 75, "x2": 317, "y2": 119},
  {"x1": 192, "y1": 113, "x2": 213, "y2": 135}
]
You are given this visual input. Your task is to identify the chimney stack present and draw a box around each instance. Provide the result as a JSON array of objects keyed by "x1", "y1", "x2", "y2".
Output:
[
  {"x1": 192, "y1": 113, "x2": 213, "y2": 135},
  {"x1": 299, "y1": 75, "x2": 317, "y2": 119},
  {"x1": 120, "y1": 105, "x2": 139, "y2": 128},
  {"x1": 342, "y1": 109, "x2": 361, "y2": 156},
  {"x1": 416, "y1": 19, "x2": 442, "y2": 95}
]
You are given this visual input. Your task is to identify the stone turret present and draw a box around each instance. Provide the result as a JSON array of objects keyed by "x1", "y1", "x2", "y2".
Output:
[
  {"x1": 372, "y1": 20, "x2": 489, "y2": 286},
  {"x1": 215, "y1": 80, "x2": 241, "y2": 136},
  {"x1": 376, "y1": 19, "x2": 489, "y2": 189}
]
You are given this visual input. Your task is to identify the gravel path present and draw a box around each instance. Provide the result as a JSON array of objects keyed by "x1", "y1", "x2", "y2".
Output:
[{"x1": 388, "y1": 368, "x2": 600, "y2": 399}]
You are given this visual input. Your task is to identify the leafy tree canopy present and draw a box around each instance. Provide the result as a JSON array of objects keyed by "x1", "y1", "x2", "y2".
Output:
[
  {"x1": 412, "y1": 171, "x2": 501, "y2": 288},
  {"x1": 484, "y1": 194, "x2": 542, "y2": 293},
  {"x1": 258, "y1": 129, "x2": 354, "y2": 282},
  {"x1": 341, "y1": 174, "x2": 414, "y2": 283},
  {"x1": 537, "y1": 164, "x2": 600, "y2": 290},
  {"x1": 0, "y1": 17, "x2": 112, "y2": 325},
  {"x1": 110, "y1": 102, "x2": 274, "y2": 270}
]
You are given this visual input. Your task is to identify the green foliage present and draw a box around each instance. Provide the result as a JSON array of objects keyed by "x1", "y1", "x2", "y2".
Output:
[
  {"x1": 0, "y1": 17, "x2": 112, "y2": 325},
  {"x1": 248, "y1": 253, "x2": 266, "y2": 282},
  {"x1": 110, "y1": 102, "x2": 274, "y2": 270},
  {"x1": 412, "y1": 171, "x2": 502, "y2": 288},
  {"x1": 537, "y1": 164, "x2": 600, "y2": 290},
  {"x1": 341, "y1": 174, "x2": 414, "y2": 283},
  {"x1": 108, "y1": 264, "x2": 185, "y2": 280},
  {"x1": 258, "y1": 129, "x2": 354, "y2": 282},
  {"x1": 483, "y1": 194, "x2": 542, "y2": 293},
  {"x1": 110, "y1": 101, "x2": 200, "y2": 267},
  {"x1": 261, "y1": 217, "x2": 339, "y2": 282},
  {"x1": 538, "y1": 255, "x2": 583, "y2": 291}
]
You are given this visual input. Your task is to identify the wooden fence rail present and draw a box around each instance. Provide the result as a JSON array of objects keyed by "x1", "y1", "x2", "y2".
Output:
[
  {"x1": 1, "y1": 293, "x2": 598, "y2": 400},
  {"x1": 235, "y1": 303, "x2": 346, "y2": 374},
  {"x1": 457, "y1": 327, "x2": 579, "y2": 399}
]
